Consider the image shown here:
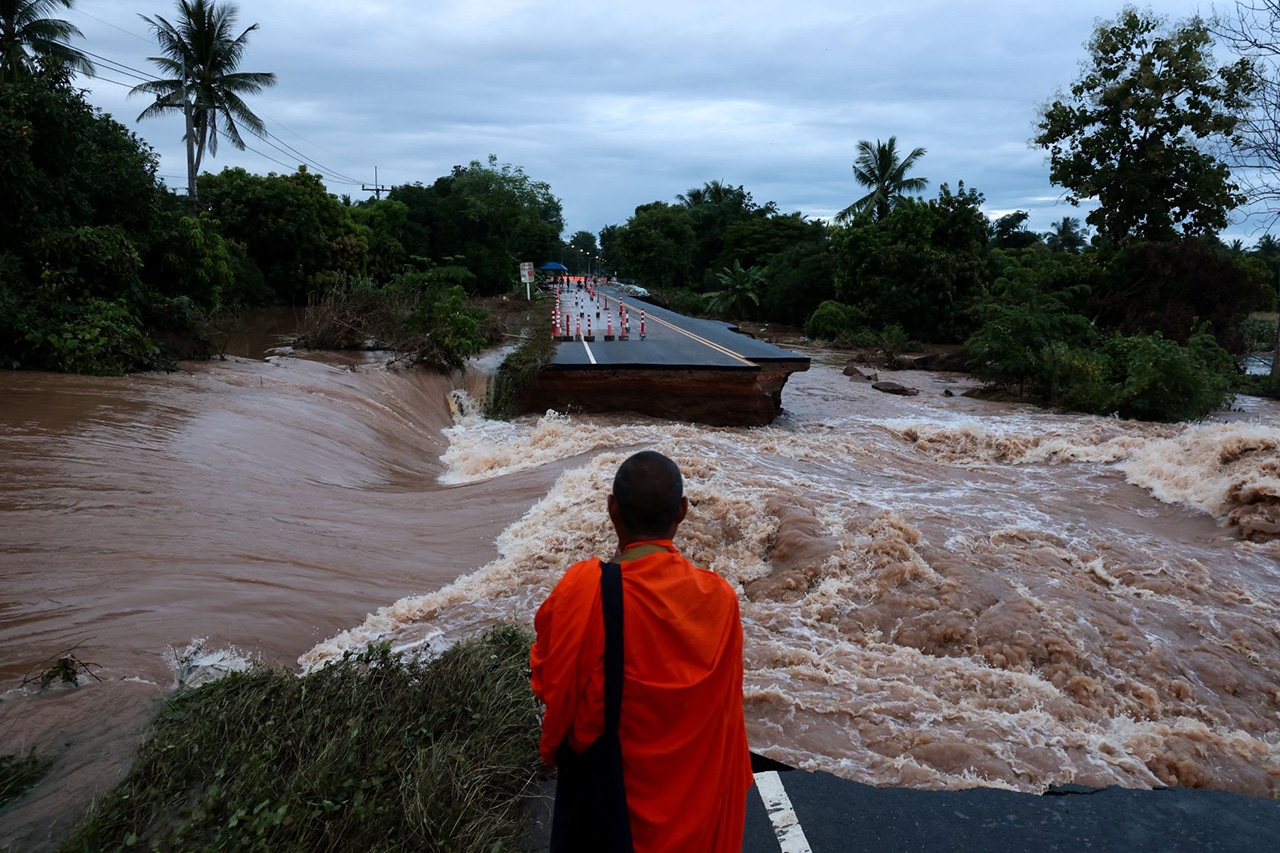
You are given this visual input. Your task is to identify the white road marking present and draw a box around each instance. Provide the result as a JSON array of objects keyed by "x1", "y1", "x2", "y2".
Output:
[
  {"x1": 582, "y1": 341, "x2": 597, "y2": 365},
  {"x1": 755, "y1": 770, "x2": 813, "y2": 853}
]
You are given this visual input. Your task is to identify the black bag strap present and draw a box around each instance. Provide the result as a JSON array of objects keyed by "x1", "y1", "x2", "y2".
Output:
[
  {"x1": 600, "y1": 561, "x2": 624, "y2": 738},
  {"x1": 549, "y1": 561, "x2": 633, "y2": 853}
]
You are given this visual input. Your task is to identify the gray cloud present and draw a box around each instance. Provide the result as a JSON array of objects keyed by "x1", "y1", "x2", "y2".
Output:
[{"x1": 72, "y1": 0, "x2": 1257, "y2": 244}]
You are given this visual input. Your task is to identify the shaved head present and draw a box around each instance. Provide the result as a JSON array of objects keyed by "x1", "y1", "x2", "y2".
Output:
[{"x1": 611, "y1": 451, "x2": 684, "y2": 539}]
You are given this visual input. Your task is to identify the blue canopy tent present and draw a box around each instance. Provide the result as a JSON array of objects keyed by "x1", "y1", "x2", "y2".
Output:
[{"x1": 538, "y1": 262, "x2": 569, "y2": 271}]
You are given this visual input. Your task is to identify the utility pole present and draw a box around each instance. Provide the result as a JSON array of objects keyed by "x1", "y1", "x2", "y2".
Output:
[
  {"x1": 181, "y1": 56, "x2": 198, "y2": 217},
  {"x1": 362, "y1": 166, "x2": 389, "y2": 201}
]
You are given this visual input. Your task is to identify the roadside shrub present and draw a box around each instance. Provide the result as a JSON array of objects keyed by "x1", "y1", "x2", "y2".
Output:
[
  {"x1": 1039, "y1": 342, "x2": 1114, "y2": 413},
  {"x1": 650, "y1": 287, "x2": 705, "y2": 316}
]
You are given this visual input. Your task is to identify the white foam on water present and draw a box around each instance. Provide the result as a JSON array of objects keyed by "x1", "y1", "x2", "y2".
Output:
[
  {"x1": 167, "y1": 639, "x2": 254, "y2": 690},
  {"x1": 305, "y1": 395, "x2": 1280, "y2": 796}
]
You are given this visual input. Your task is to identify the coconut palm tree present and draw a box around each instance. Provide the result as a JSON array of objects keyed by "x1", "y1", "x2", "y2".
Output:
[
  {"x1": 130, "y1": 0, "x2": 275, "y2": 176},
  {"x1": 835, "y1": 137, "x2": 928, "y2": 224},
  {"x1": 705, "y1": 259, "x2": 764, "y2": 320},
  {"x1": 1044, "y1": 216, "x2": 1089, "y2": 253},
  {"x1": 0, "y1": 0, "x2": 94, "y2": 83}
]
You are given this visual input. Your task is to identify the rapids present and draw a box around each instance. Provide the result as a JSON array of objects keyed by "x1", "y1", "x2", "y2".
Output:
[{"x1": 3, "y1": 346, "x2": 1280, "y2": 848}]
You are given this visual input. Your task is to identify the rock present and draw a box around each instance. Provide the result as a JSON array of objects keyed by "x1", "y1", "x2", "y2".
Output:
[
  {"x1": 944, "y1": 389, "x2": 954, "y2": 397},
  {"x1": 872, "y1": 381, "x2": 920, "y2": 397},
  {"x1": 843, "y1": 361, "x2": 869, "y2": 379}
]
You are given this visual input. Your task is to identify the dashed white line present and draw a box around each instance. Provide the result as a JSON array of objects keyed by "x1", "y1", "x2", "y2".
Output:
[
  {"x1": 755, "y1": 770, "x2": 813, "y2": 853},
  {"x1": 582, "y1": 340, "x2": 597, "y2": 365}
]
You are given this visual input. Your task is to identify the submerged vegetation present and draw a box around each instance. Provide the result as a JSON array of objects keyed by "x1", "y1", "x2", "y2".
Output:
[
  {"x1": 60, "y1": 627, "x2": 540, "y2": 852},
  {"x1": 0, "y1": 749, "x2": 50, "y2": 810}
]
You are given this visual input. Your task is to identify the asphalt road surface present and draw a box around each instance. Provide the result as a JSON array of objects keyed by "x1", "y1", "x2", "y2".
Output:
[
  {"x1": 525, "y1": 762, "x2": 1280, "y2": 852},
  {"x1": 546, "y1": 286, "x2": 806, "y2": 370}
]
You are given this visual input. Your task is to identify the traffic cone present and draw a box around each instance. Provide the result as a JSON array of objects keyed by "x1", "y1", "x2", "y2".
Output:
[
  {"x1": 575, "y1": 318, "x2": 581, "y2": 340},
  {"x1": 586, "y1": 316, "x2": 594, "y2": 342},
  {"x1": 606, "y1": 316, "x2": 614, "y2": 341},
  {"x1": 640, "y1": 309, "x2": 646, "y2": 341}
]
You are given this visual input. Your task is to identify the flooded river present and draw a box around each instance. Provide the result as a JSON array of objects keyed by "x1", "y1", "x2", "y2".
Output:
[{"x1": 2, "y1": 345, "x2": 1279, "y2": 848}]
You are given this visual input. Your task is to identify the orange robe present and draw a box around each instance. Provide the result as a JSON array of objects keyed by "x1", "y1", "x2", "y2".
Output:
[{"x1": 531, "y1": 541, "x2": 753, "y2": 853}]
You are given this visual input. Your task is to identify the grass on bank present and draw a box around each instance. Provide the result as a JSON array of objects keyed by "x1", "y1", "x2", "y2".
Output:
[
  {"x1": 60, "y1": 626, "x2": 541, "y2": 853},
  {"x1": 0, "y1": 749, "x2": 50, "y2": 809},
  {"x1": 485, "y1": 330, "x2": 556, "y2": 421}
]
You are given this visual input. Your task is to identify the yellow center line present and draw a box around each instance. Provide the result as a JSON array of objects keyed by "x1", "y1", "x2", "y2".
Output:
[{"x1": 645, "y1": 313, "x2": 756, "y2": 367}]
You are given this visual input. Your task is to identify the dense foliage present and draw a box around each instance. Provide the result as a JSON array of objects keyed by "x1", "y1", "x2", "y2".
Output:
[
  {"x1": 1035, "y1": 7, "x2": 1255, "y2": 243},
  {"x1": 386, "y1": 156, "x2": 564, "y2": 296},
  {"x1": 0, "y1": 71, "x2": 206, "y2": 372}
]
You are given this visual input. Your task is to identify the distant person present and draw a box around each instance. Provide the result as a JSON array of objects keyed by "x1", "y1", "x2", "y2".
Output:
[{"x1": 530, "y1": 451, "x2": 752, "y2": 852}]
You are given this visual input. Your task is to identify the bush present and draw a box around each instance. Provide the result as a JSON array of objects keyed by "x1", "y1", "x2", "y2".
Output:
[
  {"x1": 1106, "y1": 329, "x2": 1234, "y2": 421},
  {"x1": 295, "y1": 268, "x2": 487, "y2": 371},
  {"x1": 804, "y1": 300, "x2": 866, "y2": 341},
  {"x1": 649, "y1": 287, "x2": 705, "y2": 316}
]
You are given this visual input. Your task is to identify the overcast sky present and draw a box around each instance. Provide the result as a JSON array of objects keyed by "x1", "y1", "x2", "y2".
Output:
[{"x1": 67, "y1": 0, "x2": 1266, "y2": 243}]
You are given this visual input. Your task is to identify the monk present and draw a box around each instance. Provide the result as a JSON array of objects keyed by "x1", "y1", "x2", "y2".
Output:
[{"x1": 530, "y1": 450, "x2": 752, "y2": 852}]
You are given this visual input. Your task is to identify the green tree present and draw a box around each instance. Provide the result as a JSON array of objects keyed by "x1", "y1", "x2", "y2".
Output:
[
  {"x1": 835, "y1": 137, "x2": 928, "y2": 223},
  {"x1": 989, "y1": 210, "x2": 1041, "y2": 250},
  {"x1": 131, "y1": 0, "x2": 276, "y2": 176},
  {"x1": 832, "y1": 182, "x2": 988, "y2": 342},
  {"x1": 386, "y1": 157, "x2": 562, "y2": 295},
  {"x1": 0, "y1": 71, "x2": 226, "y2": 372},
  {"x1": 1034, "y1": 7, "x2": 1255, "y2": 243},
  {"x1": 705, "y1": 260, "x2": 764, "y2": 320},
  {"x1": 567, "y1": 229, "x2": 598, "y2": 274},
  {"x1": 717, "y1": 211, "x2": 822, "y2": 271},
  {"x1": 676, "y1": 180, "x2": 769, "y2": 282},
  {"x1": 198, "y1": 166, "x2": 367, "y2": 301},
  {"x1": 762, "y1": 239, "x2": 835, "y2": 326},
  {"x1": 0, "y1": 0, "x2": 93, "y2": 83},
  {"x1": 612, "y1": 202, "x2": 697, "y2": 289}
]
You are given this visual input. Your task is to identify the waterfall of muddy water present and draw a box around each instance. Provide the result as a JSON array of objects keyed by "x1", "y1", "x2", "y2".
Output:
[
  {"x1": 3, "y1": 349, "x2": 1280, "y2": 849},
  {"x1": 302, "y1": 353, "x2": 1280, "y2": 800},
  {"x1": 0, "y1": 350, "x2": 561, "y2": 850}
]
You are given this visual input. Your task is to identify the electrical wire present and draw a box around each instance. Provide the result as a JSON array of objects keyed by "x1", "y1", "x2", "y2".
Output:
[{"x1": 67, "y1": 13, "x2": 376, "y2": 192}]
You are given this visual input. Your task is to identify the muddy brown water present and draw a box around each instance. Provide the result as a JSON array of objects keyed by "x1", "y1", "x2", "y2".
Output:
[{"x1": 3, "y1": 345, "x2": 1279, "y2": 850}]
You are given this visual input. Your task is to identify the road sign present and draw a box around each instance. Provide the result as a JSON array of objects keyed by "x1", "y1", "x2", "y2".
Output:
[{"x1": 520, "y1": 261, "x2": 535, "y2": 284}]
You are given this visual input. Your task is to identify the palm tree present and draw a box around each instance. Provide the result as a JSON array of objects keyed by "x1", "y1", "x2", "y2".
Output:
[
  {"x1": 1044, "y1": 217, "x2": 1088, "y2": 253},
  {"x1": 835, "y1": 137, "x2": 928, "y2": 223},
  {"x1": 130, "y1": 0, "x2": 276, "y2": 177},
  {"x1": 0, "y1": 0, "x2": 94, "y2": 83},
  {"x1": 705, "y1": 260, "x2": 764, "y2": 320}
]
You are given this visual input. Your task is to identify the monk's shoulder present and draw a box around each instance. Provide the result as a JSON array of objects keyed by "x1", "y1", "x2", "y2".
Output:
[
  {"x1": 551, "y1": 557, "x2": 603, "y2": 601},
  {"x1": 679, "y1": 557, "x2": 739, "y2": 604}
]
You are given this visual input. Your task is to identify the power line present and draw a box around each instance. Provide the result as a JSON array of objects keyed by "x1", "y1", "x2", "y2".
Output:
[
  {"x1": 66, "y1": 15, "x2": 378, "y2": 194},
  {"x1": 79, "y1": 49, "x2": 152, "y2": 84},
  {"x1": 83, "y1": 70, "x2": 138, "y2": 90},
  {"x1": 256, "y1": 108, "x2": 370, "y2": 171},
  {"x1": 70, "y1": 8, "x2": 153, "y2": 44}
]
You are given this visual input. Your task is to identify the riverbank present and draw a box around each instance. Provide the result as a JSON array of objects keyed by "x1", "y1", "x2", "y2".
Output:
[{"x1": 49, "y1": 628, "x2": 537, "y2": 852}]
